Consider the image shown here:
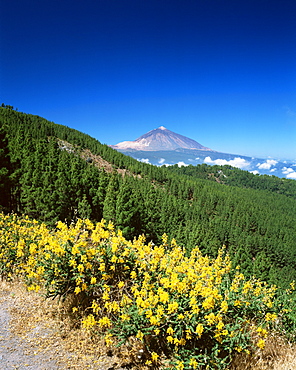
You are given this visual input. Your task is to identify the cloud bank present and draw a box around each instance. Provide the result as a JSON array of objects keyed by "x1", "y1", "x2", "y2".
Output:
[
  {"x1": 204, "y1": 156, "x2": 251, "y2": 169},
  {"x1": 256, "y1": 159, "x2": 278, "y2": 170},
  {"x1": 177, "y1": 161, "x2": 188, "y2": 167},
  {"x1": 282, "y1": 167, "x2": 296, "y2": 179},
  {"x1": 139, "y1": 158, "x2": 150, "y2": 164}
]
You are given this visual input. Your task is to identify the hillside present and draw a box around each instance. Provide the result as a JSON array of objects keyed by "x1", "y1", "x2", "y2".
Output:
[{"x1": 0, "y1": 106, "x2": 296, "y2": 288}]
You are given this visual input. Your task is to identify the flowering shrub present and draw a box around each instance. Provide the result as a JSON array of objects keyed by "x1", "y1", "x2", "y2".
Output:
[{"x1": 0, "y1": 212, "x2": 295, "y2": 369}]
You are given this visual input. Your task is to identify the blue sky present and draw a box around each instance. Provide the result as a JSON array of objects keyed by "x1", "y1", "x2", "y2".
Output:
[{"x1": 1, "y1": 0, "x2": 296, "y2": 160}]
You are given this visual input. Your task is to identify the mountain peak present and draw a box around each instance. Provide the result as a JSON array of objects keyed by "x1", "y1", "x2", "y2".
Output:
[{"x1": 111, "y1": 127, "x2": 212, "y2": 151}]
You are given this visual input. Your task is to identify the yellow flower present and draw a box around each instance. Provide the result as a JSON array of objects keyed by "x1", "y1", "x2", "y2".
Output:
[
  {"x1": 220, "y1": 300, "x2": 228, "y2": 312},
  {"x1": 105, "y1": 333, "x2": 113, "y2": 346},
  {"x1": 45, "y1": 253, "x2": 51, "y2": 260},
  {"x1": 216, "y1": 320, "x2": 224, "y2": 331},
  {"x1": 118, "y1": 281, "x2": 125, "y2": 289},
  {"x1": 80, "y1": 255, "x2": 87, "y2": 263},
  {"x1": 107, "y1": 221, "x2": 114, "y2": 230},
  {"x1": 102, "y1": 291, "x2": 110, "y2": 301},
  {"x1": 257, "y1": 326, "x2": 268, "y2": 338},
  {"x1": 257, "y1": 339, "x2": 265, "y2": 350},
  {"x1": 186, "y1": 329, "x2": 192, "y2": 339},
  {"x1": 151, "y1": 352, "x2": 158, "y2": 362},
  {"x1": 173, "y1": 337, "x2": 180, "y2": 345},
  {"x1": 179, "y1": 338, "x2": 186, "y2": 346},
  {"x1": 69, "y1": 260, "x2": 76, "y2": 267},
  {"x1": 265, "y1": 312, "x2": 277, "y2": 321},
  {"x1": 158, "y1": 289, "x2": 169, "y2": 303},
  {"x1": 167, "y1": 301, "x2": 179, "y2": 313},
  {"x1": 120, "y1": 314, "x2": 130, "y2": 322},
  {"x1": 205, "y1": 312, "x2": 216, "y2": 325},
  {"x1": 98, "y1": 316, "x2": 112, "y2": 328},
  {"x1": 202, "y1": 296, "x2": 215, "y2": 310},
  {"x1": 92, "y1": 301, "x2": 100, "y2": 314},
  {"x1": 176, "y1": 360, "x2": 184, "y2": 370},
  {"x1": 136, "y1": 331, "x2": 144, "y2": 341},
  {"x1": 189, "y1": 358, "x2": 198, "y2": 369},
  {"x1": 150, "y1": 316, "x2": 160, "y2": 326},
  {"x1": 74, "y1": 286, "x2": 81, "y2": 295},
  {"x1": 90, "y1": 276, "x2": 97, "y2": 284},
  {"x1": 77, "y1": 264, "x2": 84, "y2": 273},
  {"x1": 167, "y1": 327, "x2": 174, "y2": 335},
  {"x1": 111, "y1": 255, "x2": 117, "y2": 263},
  {"x1": 130, "y1": 271, "x2": 137, "y2": 279},
  {"x1": 81, "y1": 314, "x2": 96, "y2": 329},
  {"x1": 195, "y1": 323, "x2": 204, "y2": 337},
  {"x1": 166, "y1": 335, "x2": 174, "y2": 343}
]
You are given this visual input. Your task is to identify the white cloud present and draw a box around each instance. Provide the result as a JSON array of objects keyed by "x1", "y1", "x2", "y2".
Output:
[
  {"x1": 282, "y1": 167, "x2": 296, "y2": 179},
  {"x1": 270, "y1": 168, "x2": 277, "y2": 172},
  {"x1": 282, "y1": 167, "x2": 294, "y2": 174},
  {"x1": 204, "y1": 156, "x2": 251, "y2": 169},
  {"x1": 139, "y1": 158, "x2": 150, "y2": 164},
  {"x1": 286, "y1": 171, "x2": 296, "y2": 179},
  {"x1": 250, "y1": 170, "x2": 259, "y2": 175},
  {"x1": 256, "y1": 159, "x2": 278, "y2": 170},
  {"x1": 177, "y1": 161, "x2": 188, "y2": 167},
  {"x1": 158, "y1": 158, "x2": 165, "y2": 164}
]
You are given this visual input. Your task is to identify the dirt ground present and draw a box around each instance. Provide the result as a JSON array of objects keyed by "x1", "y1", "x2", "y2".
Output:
[{"x1": 0, "y1": 280, "x2": 134, "y2": 370}]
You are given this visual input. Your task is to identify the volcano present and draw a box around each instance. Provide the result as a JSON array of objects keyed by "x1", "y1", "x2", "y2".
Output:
[{"x1": 111, "y1": 126, "x2": 212, "y2": 151}]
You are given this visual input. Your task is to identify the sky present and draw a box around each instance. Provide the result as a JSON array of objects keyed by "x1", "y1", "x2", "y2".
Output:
[{"x1": 1, "y1": 0, "x2": 296, "y2": 160}]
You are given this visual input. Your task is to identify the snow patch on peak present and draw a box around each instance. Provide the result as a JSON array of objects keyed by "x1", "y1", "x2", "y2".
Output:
[{"x1": 158, "y1": 126, "x2": 166, "y2": 130}]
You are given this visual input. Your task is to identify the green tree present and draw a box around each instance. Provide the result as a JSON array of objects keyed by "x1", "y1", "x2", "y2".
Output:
[
  {"x1": 0, "y1": 125, "x2": 12, "y2": 211},
  {"x1": 103, "y1": 173, "x2": 119, "y2": 223}
]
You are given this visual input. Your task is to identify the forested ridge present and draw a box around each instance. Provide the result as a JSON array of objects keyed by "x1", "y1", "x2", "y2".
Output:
[{"x1": 1, "y1": 105, "x2": 296, "y2": 288}]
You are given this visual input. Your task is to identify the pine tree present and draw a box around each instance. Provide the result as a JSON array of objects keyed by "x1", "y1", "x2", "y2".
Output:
[
  {"x1": 103, "y1": 173, "x2": 119, "y2": 223},
  {"x1": 0, "y1": 125, "x2": 12, "y2": 211}
]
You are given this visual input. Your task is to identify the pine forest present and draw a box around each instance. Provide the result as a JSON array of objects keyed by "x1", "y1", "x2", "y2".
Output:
[{"x1": 1, "y1": 105, "x2": 296, "y2": 369}]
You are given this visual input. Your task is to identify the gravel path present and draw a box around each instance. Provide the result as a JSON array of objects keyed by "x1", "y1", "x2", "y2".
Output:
[
  {"x1": 0, "y1": 282, "x2": 134, "y2": 370},
  {"x1": 0, "y1": 290, "x2": 65, "y2": 370}
]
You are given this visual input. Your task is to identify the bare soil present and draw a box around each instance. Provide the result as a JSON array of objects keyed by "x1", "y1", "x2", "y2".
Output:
[{"x1": 0, "y1": 281, "x2": 133, "y2": 370}]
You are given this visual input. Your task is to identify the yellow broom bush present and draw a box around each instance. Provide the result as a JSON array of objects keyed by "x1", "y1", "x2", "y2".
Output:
[{"x1": 0, "y1": 212, "x2": 295, "y2": 369}]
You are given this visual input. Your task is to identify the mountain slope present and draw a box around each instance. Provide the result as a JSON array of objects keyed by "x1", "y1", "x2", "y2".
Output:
[
  {"x1": 111, "y1": 126, "x2": 212, "y2": 151},
  {"x1": 111, "y1": 127, "x2": 296, "y2": 179},
  {"x1": 1, "y1": 106, "x2": 296, "y2": 288}
]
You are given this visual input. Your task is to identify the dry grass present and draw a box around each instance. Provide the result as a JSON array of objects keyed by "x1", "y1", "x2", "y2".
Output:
[
  {"x1": 0, "y1": 279, "x2": 135, "y2": 369},
  {"x1": 1, "y1": 279, "x2": 296, "y2": 370},
  {"x1": 229, "y1": 332, "x2": 296, "y2": 370}
]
